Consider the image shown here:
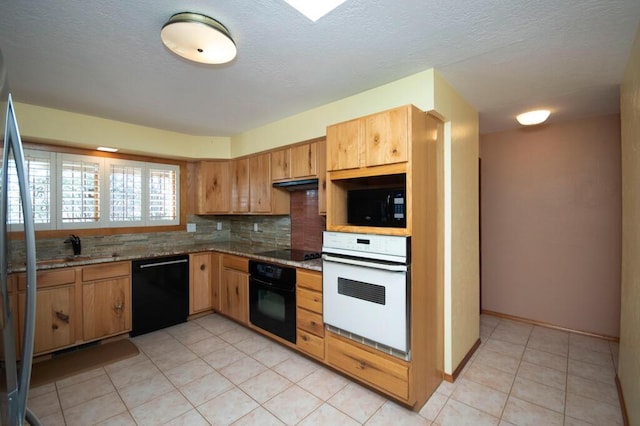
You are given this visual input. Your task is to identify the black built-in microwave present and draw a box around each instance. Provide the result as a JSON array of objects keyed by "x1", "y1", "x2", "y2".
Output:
[{"x1": 347, "y1": 188, "x2": 406, "y2": 228}]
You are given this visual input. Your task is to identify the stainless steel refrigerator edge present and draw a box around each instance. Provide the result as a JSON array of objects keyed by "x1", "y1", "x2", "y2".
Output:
[{"x1": 0, "y1": 48, "x2": 41, "y2": 426}]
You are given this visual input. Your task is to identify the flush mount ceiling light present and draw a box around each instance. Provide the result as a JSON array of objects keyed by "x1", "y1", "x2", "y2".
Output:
[
  {"x1": 283, "y1": 0, "x2": 348, "y2": 22},
  {"x1": 161, "y1": 12, "x2": 236, "y2": 64},
  {"x1": 516, "y1": 109, "x2": 551, "y2": 126}
]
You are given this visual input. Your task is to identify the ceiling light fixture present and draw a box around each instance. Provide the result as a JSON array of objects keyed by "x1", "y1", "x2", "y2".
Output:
[
  {"x1": 161, "y1": 12, "x2": 236, "y2": 64},
  {"x1": 283, "y1": 0, "x2": 347, "y2": 22},
  {"x1": 516, "y1": 109, "x2": 551, "y2": 126}
]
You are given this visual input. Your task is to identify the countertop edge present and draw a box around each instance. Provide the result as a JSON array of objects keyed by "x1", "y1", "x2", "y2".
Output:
[{"x1": 9, "y1": 242, "x2": 322, "y2": 273}]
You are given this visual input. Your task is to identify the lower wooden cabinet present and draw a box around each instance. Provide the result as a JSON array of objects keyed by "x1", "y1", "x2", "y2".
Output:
[
  {"x1": 17, "y1": 268, "x2": 78, "y2": 355},
  {"x1": 326, "y1": 331, "x2": 410, "y2": 401},
  {"x1": 190, "y1": 252, "x2": 213, "y2": 314},
  {"x1": 296, "y1": 269, "x2": 324, "y2": 360},
  {"x1": 82, "y1": 261, "x2": 131, "y2": 341},
  {"x1": 220, "y1": 255, "x2": 249, "y2": 324},
  {"x1": 15, "y1": 260, "x2": 132, "y2": 356},
  {"x1": 19, "y1": 284, "x2": 77, "y2": 355}
]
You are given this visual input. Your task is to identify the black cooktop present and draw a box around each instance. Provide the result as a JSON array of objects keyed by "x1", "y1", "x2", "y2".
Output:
[{"x1": 256, "y1": 249, "x2": 321, "y2": 262}]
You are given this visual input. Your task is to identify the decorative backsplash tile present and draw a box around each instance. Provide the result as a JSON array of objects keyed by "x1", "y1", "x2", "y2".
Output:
[
  {"x1": 290, "y1": 190, "x2": 325, "y2": 252},
  {"x1": 9, "y1": 191, "x2": 324, "y2": 264}
]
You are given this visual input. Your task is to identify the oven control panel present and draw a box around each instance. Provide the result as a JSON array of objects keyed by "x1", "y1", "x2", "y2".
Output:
[{"x1": 322, "y1": 231, "x2": 409, "y2": 259}]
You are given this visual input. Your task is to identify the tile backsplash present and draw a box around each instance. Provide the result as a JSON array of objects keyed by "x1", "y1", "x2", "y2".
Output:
[
  {"x1": 290, "y1": 190, "x2": 325, "y2": 252},
  {"x1": 9, "y1": 191, "x2": 325, "y2": 264}
]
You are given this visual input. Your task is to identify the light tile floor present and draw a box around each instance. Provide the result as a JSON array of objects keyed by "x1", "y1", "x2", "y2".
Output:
[{"x1": 27, "y1": 314, "x2": 623, "y2": 425}]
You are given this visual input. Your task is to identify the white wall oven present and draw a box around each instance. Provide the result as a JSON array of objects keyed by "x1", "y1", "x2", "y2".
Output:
[{"x1": 322, "y1": 231, "x2": 410, "y2": 359}]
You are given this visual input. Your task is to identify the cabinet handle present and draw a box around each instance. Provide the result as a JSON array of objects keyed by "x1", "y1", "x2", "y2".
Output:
[
  {"x1": 52, "y1": 324, "x2": 58, "y2": 330},
  {"x1": 55, "y1": 311, "x2": 69, "y2": 323},
  {"x1": 359, "y1": 360, "x2": 366, "y2": 370},
  {"x1": 301, "y1": 335, "x2": 308, "y2": 342},
  {"x1": 113, "y1": 301, "x2": 123, "y2": 312},
  {"x1": 200, "y1": 264, "x2": 206, "y2": 271}
]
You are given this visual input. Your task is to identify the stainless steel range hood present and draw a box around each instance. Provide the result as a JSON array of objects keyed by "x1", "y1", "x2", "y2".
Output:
[{"x1": 272, "y1": 178, "x2": 318, "y2": 191}]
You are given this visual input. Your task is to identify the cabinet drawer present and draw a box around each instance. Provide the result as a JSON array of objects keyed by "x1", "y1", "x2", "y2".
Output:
[
  {"x1": 297, "y1": 329, "x2": 324, "y2": 360},
  {"x1": 297, "y1": 287, "x2": 322, "y2": 313},
  {"x1": 18, "y1": 268, "x2": 76, "y2": 291},
  {"x1": 296, "y1": 269, "x2": 322, "y2": 292},
  {"x1": 223, "y1": 255, "x2": 248, "y2": 272},
  {"x1": 82, "y1": 261, "x2": 130, "y2": 282},
  {"x1": 327, "y1": 332, "x2": 409, "y2": 400},
  {"x1": 297, "y1": 308, "x2": 324, "y2": 337}
]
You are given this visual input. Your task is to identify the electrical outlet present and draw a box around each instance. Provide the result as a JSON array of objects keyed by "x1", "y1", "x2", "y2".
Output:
[
  {"x1": 187, "y1": 223, "x2": 196, "y2": 232},
  {"x1": 216, "y1": 222, "x2": 222, "y2": 231},
  {"x1": 253, "y1": 223, "x2": 259, "y2": 232}
]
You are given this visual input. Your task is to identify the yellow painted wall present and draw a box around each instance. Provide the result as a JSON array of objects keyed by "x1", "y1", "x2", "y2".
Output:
[
  {"x1": 14, "y1": 103, "x2": 231, "y2": 159},
  {"x1": 433, "y1": 71, "x2": 480, "y2": 373},
  {"x1": 230, "y1": 70, "x2": 436, "y2": 157},
  {"x1": 619, "y1": 22, "x2": 640, "y2": 425}
]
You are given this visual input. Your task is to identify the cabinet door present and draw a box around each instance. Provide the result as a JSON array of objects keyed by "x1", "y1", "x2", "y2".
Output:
[
  {"x1": 290, "y1": 143, "x2": 317, "y2": 178},
  {"x1": 197, "y1": 161, "x2": 231, "y2": 214},
  {"x1": 231, "y1": 158, "x2": 250, "y2": 213},
  {"x1": 211, "y1": 253, "x2": 221, "y2": 312},
  {"x1": 82, "y1": 277, "x2": 131, "y2": 341},
  {"x1": 317, "y1": 139, "x2": 327, "y2": 214},
  {"x1": 220, "y1": 268, "x2": 248, "y2": 324},
  {"x1": 364, "y1": 107, "x2": 408, "y2": 167},
  {"x1": 20, "y1": 286, "x2": 76, "y2": 354},
  {"x1": 271, "y1": 148, "x2": 291, "y2": 181},
  {"x1": 249, "y1": 153, "x2": 272, "y2": 213},
  {"x1": 326, "y1": 119, "x2": 362, "y2": 171},
  {"x1": 189, "y1": 252, "x2": 213, "y2": 314}
]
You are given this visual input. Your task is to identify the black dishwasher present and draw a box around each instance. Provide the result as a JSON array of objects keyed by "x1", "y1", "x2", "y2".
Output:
[{"x1": 131, "y1": 254, "x2": 189, "y2": 336}]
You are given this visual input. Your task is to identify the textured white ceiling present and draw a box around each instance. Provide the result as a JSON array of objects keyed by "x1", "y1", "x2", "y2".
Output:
[{"x1": 0, "y1": 0, "x2": 638, "y2": 136}]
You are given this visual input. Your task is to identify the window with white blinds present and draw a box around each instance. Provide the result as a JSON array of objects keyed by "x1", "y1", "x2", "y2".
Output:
[
  {"x1": 109, "y1": 162, "x2": 143, "y2": 224},
  {"x1": 8, "y1": 149, "x2": 180, "y2": 230},
  {"x1": 60, "y1": 155, "x2": 102, "y2": 225},
  {"x1": 6, "y1": 150, "x2": 54, "y2": 230},
  {"x1": 149, "y1": 166, "x2": 178, "y2": 222}
]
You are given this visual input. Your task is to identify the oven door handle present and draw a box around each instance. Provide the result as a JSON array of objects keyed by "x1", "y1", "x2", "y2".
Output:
[
  {"x1": 250, "y1": 277, "x2": 295, "y2": 292},
  {"x1": 322, "y1": 254, "x2": 407, "y2": 272}
]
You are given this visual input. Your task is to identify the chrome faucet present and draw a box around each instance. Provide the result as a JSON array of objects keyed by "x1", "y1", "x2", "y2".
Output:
[{"x1": 65, "y1": 235, "x2": 81, "y2": 256}]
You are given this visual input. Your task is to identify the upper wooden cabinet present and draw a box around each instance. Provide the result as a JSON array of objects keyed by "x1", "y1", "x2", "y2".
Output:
[
  {"x1": 231, "y1": 158, "x2": 250, "y2": 213},
  {"x1": 271, "y1": 148, "x2": 291, "y2": 181},
  {"x1": 317, "y1": 139, "x2": 327, "y2": 215},
  {"x1": 325, "y1": 105, "x2": 438, "y2": 236},
  {"x1": 271, "y1": 140, "x2": 321, "y2": 181},
  {"x1": 196, "y1": 161, "x2": 231, "y2": 214},
  {"x1": 290, "y1": 143, "x2": 317, "y2": 178},
  {"x1": 327, "y1": 105, "x2": 410, "y2": 171},
  {"x1": 249, "y1": 153, "x2": 272, "y2": 213},
  {"x1": 193, "y1": 154, "x2": 288, "y2": 215}
]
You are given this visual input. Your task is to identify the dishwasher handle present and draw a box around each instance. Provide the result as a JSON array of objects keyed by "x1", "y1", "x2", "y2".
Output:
[
  {"x1": 322, "y1": 253, "x2": 408, "y2": 272},
  {"x1": 138, "y1": 258, "x2": 189, "y2": 269}
]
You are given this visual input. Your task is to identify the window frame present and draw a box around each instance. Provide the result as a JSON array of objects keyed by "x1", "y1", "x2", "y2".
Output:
[{"x1": 6, "y1": 143, "x2": 185, "y2": 237}]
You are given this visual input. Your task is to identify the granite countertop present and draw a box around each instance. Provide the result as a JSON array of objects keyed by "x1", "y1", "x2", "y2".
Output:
[{"x1": 9, "y1": 241, "x2": 322, "y2": 273}]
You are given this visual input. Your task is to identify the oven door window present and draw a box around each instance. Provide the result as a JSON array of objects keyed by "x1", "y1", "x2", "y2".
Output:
[
  {"x1": 257, "y1": 287, "x2": 286, "y2": 321},
  {"x1": 249, "y1": 279, "x2": 296, "y2": 344}
]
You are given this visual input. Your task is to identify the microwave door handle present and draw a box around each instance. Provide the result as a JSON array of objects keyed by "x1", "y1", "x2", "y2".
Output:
[
  {"x1": 386, "y1": 194, "x2": 392, "y2": 223},
  {"x1": 322, "y1": 254, "x2": 407, "y2": 272}
]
